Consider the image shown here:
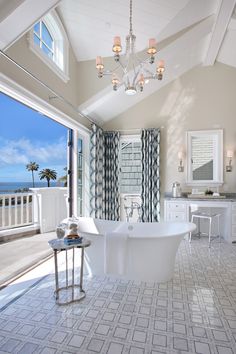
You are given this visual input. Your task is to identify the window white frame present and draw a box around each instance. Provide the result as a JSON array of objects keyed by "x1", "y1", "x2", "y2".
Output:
[
  {"x1": 33, "y1": 21, "x2": 54, "y2": 59},
  {"x1": 186, "y1": 129, "x2": 223, "y2": 186},
  {"x1": 28, "y1": 10, "x2": 70, "y2": 83},
  {"x1": 72, "y1": 130, "x2": 90, "y2": 217}
]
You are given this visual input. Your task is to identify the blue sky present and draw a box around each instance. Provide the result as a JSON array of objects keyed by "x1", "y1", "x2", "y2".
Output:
[{"x1": 0, "y1": 93, "x2": 67, "y2": 182}]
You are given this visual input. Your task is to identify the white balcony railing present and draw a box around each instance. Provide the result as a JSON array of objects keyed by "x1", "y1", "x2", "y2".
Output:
[{"x1": 0, "y1": 193, "x2": 33, "y2": 230}]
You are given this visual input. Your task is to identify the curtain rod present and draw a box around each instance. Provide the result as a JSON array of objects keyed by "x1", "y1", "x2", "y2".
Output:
[
  {"x1": 0, "y1": 49, "x2": 96, "y2": 125},
  {"x1": 105, "y1": 128, "x2": 141, "y2": 133},
  {"x1": 105, "y1": 128, "x2": 159, "y2": 133}
]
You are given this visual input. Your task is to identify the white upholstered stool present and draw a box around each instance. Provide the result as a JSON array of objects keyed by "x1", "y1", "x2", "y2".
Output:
[{"x1": 189, "y1": 211, "x2": 221, "y2": 247}]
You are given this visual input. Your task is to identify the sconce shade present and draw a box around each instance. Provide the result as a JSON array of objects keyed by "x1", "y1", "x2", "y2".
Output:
[
  {"x1": 226, "y1": 150, "x2": 233, "y2": 172},
  {"x1": 178, "y1": 151, "x2": 184, "y2": 172},
  {"x1": 227, "y1": 150, "x2": 233, "y2": 158}
]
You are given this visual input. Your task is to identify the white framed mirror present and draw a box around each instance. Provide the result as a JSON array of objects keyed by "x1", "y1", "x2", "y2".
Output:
[{"x1": 186, "y1": 129, "x2": 223, "y2": 185}]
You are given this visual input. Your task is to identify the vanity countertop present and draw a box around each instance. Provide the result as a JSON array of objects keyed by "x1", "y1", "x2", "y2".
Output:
[{"x1": 164, "y1": 193, "x2": 236, "y2": 202}]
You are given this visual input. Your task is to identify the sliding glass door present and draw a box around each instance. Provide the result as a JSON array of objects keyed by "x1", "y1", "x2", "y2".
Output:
[{"x1": 68, "y1": 130, "x2": 89, "y2": 217}]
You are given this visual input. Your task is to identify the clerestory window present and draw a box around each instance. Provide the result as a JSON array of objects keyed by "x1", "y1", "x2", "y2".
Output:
[
  {"x1": 33, "y1": 21, "x2": 54, "y2": 60},
  {"x1": 28, "y1": 10, "x2": 69, "y2": 82}
]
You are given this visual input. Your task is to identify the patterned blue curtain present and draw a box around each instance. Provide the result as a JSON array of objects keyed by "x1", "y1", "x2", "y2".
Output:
[
  {"x1": 103, "y1": 132, "x2": 120, "y2": 220},
  {"x1": 90, "y1": 124, "x2": 104, "y2": 219},
  {"x1": 90, "y1": 124, "x2": 120, "y2": 220},
  {"x1": 141, "y1": 128, "x2": 160, "y2": 222}
]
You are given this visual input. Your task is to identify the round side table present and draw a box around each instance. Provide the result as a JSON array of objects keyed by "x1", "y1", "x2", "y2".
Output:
[{"x1": 48, "y1": 238, "x2": 91, "y2": 305}]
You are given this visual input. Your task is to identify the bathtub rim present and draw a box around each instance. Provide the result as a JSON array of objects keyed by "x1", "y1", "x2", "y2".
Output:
[{"x1": 79, "y1": 221, "x2": 196, "y2": 239}]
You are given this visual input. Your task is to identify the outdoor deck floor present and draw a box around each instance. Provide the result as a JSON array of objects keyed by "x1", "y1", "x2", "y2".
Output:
[{"x1": 0, "y1": 232, "x2": 55, "y2": 286}]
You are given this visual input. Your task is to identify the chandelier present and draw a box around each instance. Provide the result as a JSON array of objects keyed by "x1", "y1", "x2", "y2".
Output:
[{"x1": 95, "y1": 0, "x2": 165, "y2": 95}]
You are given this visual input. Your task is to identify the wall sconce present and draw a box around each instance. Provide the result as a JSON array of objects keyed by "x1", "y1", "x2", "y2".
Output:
[
  {"x1": 178, "y1": 151, "x2": 184, "y2": 172},
  {"x1": 226, "y1": 150, "x2": 233, "y2": 172}
]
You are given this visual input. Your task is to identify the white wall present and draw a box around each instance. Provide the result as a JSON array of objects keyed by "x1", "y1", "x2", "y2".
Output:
[{"x1": 104, "y1": 62, "x2": 236, "y2": 196}]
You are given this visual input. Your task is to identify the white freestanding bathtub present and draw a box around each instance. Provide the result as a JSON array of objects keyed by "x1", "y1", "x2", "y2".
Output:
[{"x1": 72, "y1": 217, "x2": 196, "y2": 283}]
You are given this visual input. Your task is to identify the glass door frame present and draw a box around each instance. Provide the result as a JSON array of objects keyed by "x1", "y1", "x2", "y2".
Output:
[
  {"x1": 70, "y1": 129, "x2": 90, "y2": 217},
  {"x1": 0, "y1": 74, "x2": 91, "y2": 218}
]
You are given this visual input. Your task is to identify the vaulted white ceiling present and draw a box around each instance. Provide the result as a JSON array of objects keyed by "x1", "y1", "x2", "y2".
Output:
[
  {"x1": 57, "y1": 0, "x2": 190, "y2": 61},
  {"x1": 65, "y1": 0, "x2": 235, "y2": 124},
  {"x1": 0, "y1": 0, "x2": 236, "y2": 124}
]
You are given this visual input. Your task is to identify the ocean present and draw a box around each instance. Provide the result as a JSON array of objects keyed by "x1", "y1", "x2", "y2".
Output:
[{"x1": 0, "y1": 181, "x2": 64, "y2": 194}]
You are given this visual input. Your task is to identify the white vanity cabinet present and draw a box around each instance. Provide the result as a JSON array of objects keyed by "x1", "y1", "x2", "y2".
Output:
[
  {"x1": 231, "y1": 203, "x2": 236, "y2": 242},
  {"x1": 164, "y1": 201, "x2": 188, "y2": 222},
  {"x1": 164, "y1": 198, "x2": 235, "y2": 243}
]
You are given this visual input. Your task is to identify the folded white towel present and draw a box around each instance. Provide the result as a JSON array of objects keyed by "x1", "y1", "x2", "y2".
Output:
[{"x1": 105, "y1": 232, "x2": 128, "y2": 276}]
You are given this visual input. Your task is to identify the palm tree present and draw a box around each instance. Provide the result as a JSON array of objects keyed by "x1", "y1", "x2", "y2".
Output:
[
  {"x1": 26, "y1": 162, "x2": 39, "y2": 188},
  {"x1": 39, "y1": 168, "x2": 57, "y2": 187}
]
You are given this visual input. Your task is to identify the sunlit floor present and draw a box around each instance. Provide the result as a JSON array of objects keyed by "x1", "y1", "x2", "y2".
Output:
[
  {"x1": 0, "y1": 232, "x2": 54, "y2": 286},
  {"x1": 0, "y1": 238, "x2": 236, "y2": 353}
]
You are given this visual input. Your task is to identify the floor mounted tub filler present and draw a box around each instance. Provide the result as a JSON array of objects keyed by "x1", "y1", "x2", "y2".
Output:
[{"x1": 62, "y1": 218, "x2": 196, "y2": 283}]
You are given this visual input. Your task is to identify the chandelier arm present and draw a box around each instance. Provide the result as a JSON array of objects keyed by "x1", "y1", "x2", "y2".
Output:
[
  {"x1": 102, "y1": 62, "x2": 124, "y2": 75},
  {"x1": 126, "y1": 51, "x2": 132, "y2": 71},
  {"x1": 102, "y1": 71, "x2": 114, "y2": 76},
  {"x1": 145, "y1": 75, "x2": 158, "y2": 81},
  {"x1": 134, "y1": 53, "x2": 154, "y2": 65},
  {"x1": 142, "y1": 67, "x2": 157, "y2": 77},
  {"x1": 132, "y1": 70, "x2": 140, "y2": 86},
  {"x1": 117, "y1": 58, "x2": 129, "y2": 74},
  {"x1": 132, "y1": 57, "x2": 137, "y2": 74}
]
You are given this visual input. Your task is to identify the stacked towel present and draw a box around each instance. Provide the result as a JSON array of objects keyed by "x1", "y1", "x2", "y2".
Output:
[{"x1": 104, "y1": 232, "x2": 128, "y2": 276}]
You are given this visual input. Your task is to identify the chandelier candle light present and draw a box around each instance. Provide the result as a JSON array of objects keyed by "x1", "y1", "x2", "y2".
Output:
[{"x1": 96, "y1": 0, "x2": 165, "y2": 95}]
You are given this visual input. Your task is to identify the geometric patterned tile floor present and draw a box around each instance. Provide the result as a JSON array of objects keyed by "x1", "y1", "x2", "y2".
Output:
[{"x1": 0, "y1": 238, "x2": 236, "y2": 353}]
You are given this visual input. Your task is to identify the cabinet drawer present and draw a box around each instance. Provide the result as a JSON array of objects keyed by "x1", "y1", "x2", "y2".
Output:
[
  {"x1": 166, "y1": 202, "x2": 186, "y2": 211},
  {"x1": 167, "y1": 211, "x2": 186, "y2": 222}
]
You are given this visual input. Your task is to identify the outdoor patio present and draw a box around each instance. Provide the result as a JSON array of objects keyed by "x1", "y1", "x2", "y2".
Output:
[
  {"x1": 0, "y1": 187, "x2": 68, "y2": 287},
  {"x1": 0, "y1": 232, "x2": 55, "y2": 287}
]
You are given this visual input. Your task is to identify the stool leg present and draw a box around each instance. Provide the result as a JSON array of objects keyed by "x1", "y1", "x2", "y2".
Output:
[
  {"x1": 208, "y1": 217, "x2": 212, "y2": 247},
  {"x1": 54, "y1": 250, "x2": 59, "y2": 300},
  {"x1": 190, "y1": 215, "x2": 194, "y2": 242},
  {"x1": 218, "y1": 215, "x2": 221, "y2": 242}
]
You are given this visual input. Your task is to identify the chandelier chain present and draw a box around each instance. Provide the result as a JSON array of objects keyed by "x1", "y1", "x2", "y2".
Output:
[{"x1": 129, "y1": 0, "x2": 133, "y2": 35}]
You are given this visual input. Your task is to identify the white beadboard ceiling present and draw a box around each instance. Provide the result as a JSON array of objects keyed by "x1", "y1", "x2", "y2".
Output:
[{"x1": 57, "y1": 0, "x2": 190, "y2": 61}]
